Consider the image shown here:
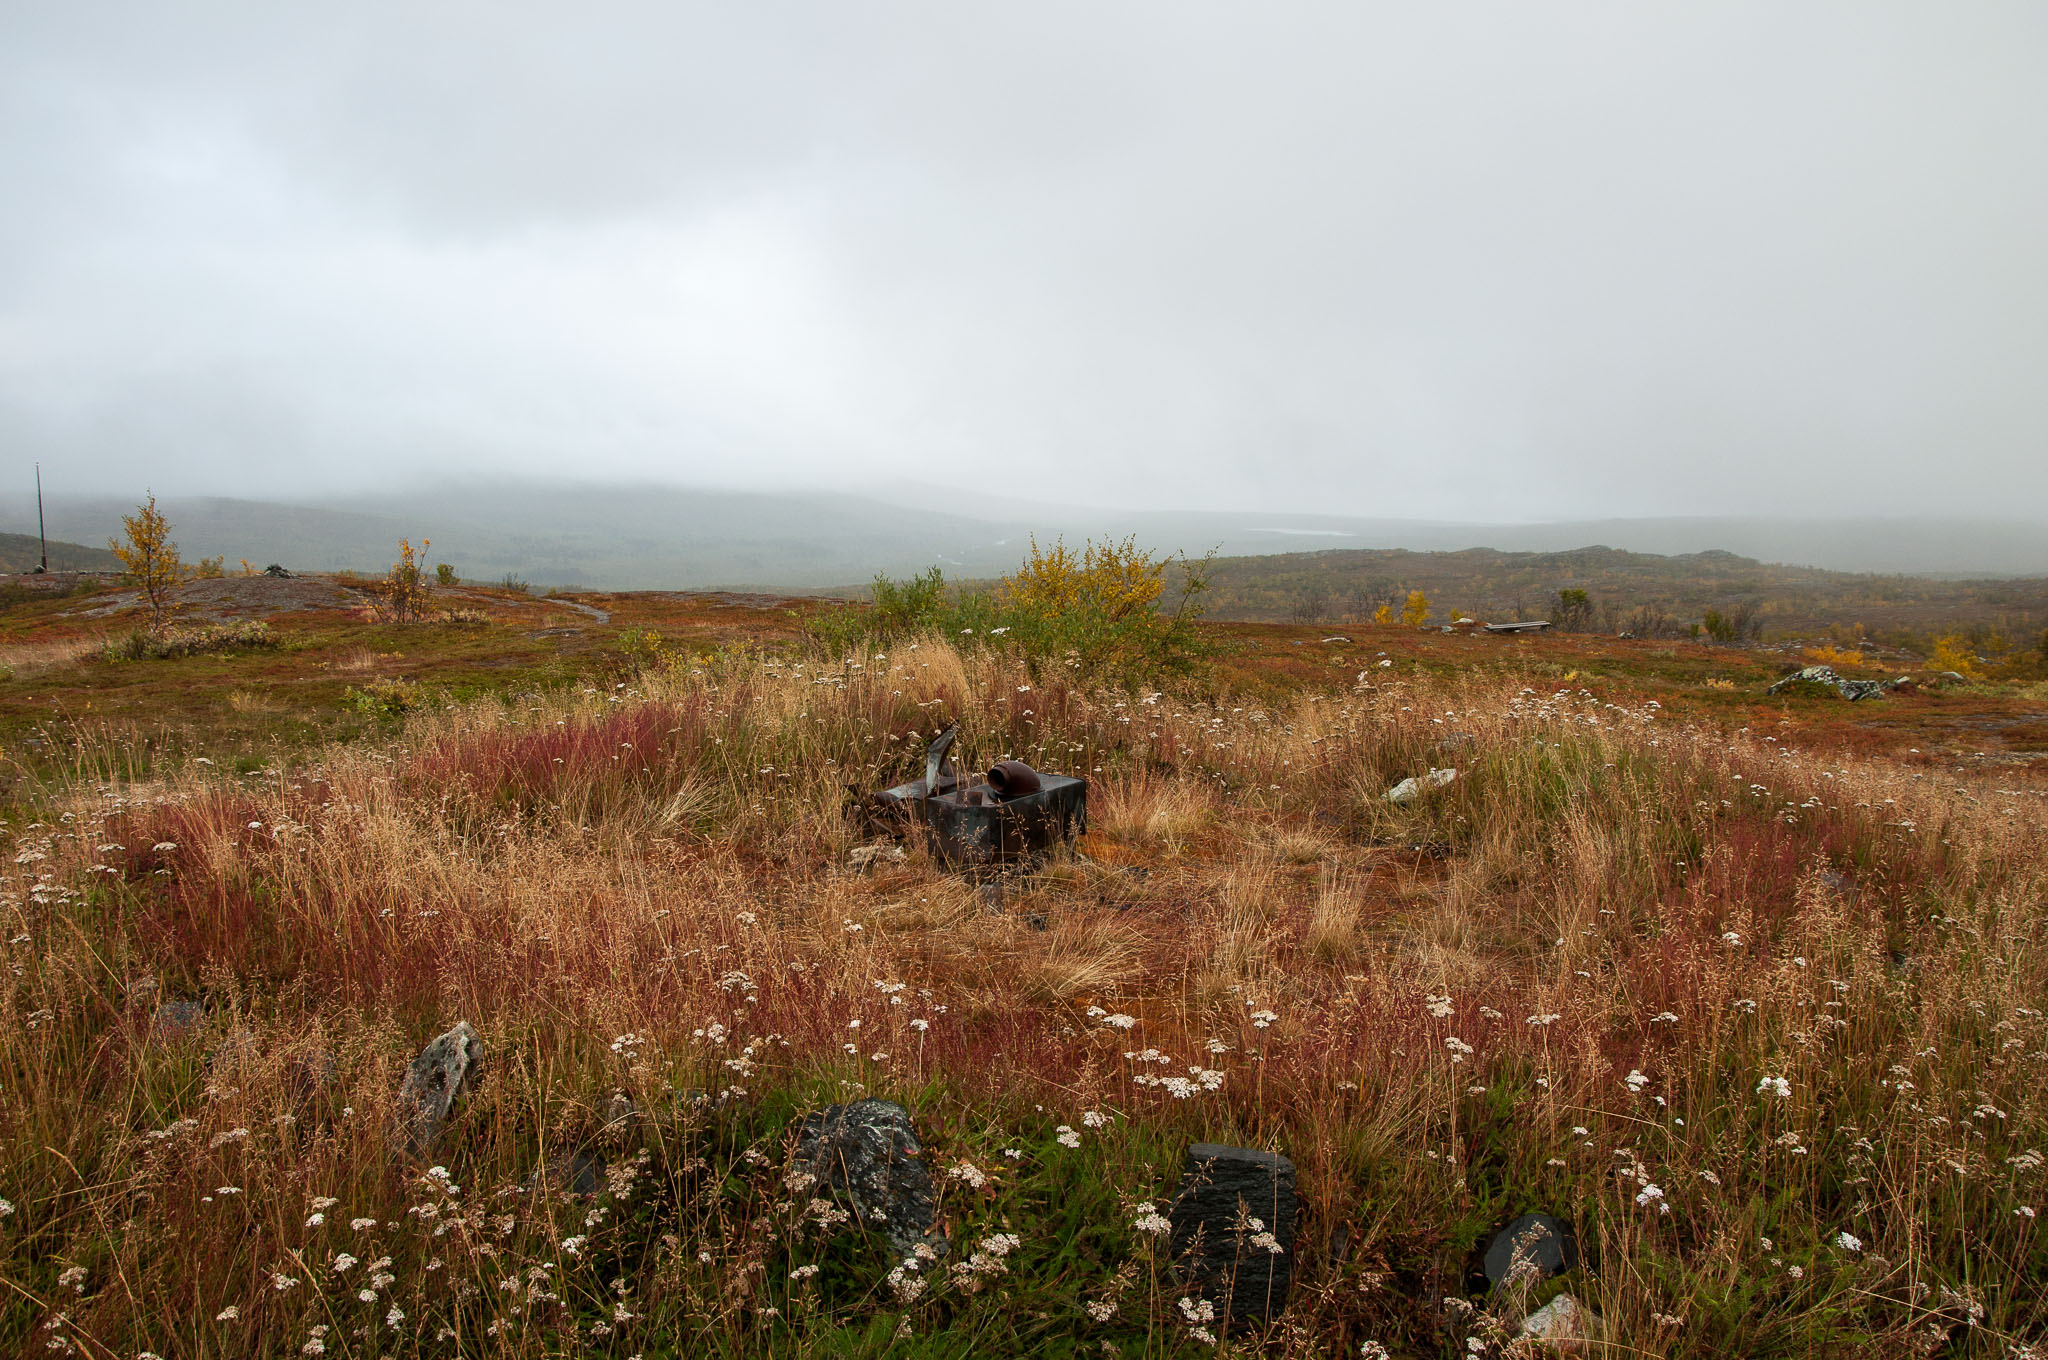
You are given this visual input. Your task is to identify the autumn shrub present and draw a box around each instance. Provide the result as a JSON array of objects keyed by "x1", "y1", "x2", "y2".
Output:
[
  {"x1": 99, "y1": 620, "x2": 277, "y2": 662},
  {"x1": 1928, "y1": 633, "x2": 1982, "y2": 677},
  {"x1": 361, "y1": 537, "x2": 434, "y2": 623},
  {"x1": 809, "y1": 539, "x2": 1215, "y2": 684},
  {"x1": 108, "y1": 493, "x2": 185, "y2": 626}
]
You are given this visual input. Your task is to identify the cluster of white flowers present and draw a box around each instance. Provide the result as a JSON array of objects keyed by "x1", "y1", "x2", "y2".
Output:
[
  {"x1": 886, "y1": 1264, "x2": 926, "y2": 1302},
  {"x1": 1131, "y1": 1203, "x2": 1173, "y2": 1236},
  {"x1": 1244, "y1": 1217, "x2": 1285, "y2": 1254},
  {"x1": 948, "y1": 1232, "x2": 1022, "y2": 1291}
]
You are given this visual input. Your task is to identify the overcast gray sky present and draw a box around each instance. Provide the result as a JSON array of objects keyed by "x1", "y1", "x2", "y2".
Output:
[{"x1": 3, "y1": 2, "x2": 2044, "y2": 521}]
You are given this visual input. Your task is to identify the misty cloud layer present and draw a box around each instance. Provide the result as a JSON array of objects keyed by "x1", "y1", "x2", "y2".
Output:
[{"x1": 3, "y1": 3, "x2": 2044, "y2": 521}]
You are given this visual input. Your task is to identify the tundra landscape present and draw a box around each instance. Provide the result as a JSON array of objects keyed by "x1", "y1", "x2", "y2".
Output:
[
  {"x1": 7, "y1": 4, "x2": 2048, "y2": 1355},
  {"x1": 2, "y1": 542, "x2": 2045, "y2": 1357}
]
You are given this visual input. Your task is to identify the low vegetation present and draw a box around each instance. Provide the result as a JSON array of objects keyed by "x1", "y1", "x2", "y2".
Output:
[
  {"x1": 810, "y1": 537, "x2": 1215, "y2": 684},
  {"x1": 2, "y1": 576, "x2": 2045, "y2": 1356},
  {"x1": 1198, "y1": 545, "x2": 2048, "y2": 662},
  {"x1": 99, "y1": 620, "x2": 279, "y2": 662}
]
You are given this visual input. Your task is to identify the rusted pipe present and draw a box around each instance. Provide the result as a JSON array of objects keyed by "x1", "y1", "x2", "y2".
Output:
[{"x1": 987, "y1": 760, "x2": 1042, "y2": 799}]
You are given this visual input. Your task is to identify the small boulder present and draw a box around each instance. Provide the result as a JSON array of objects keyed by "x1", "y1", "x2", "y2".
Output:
[
  {"x1": 1520, "y1": 1292, "x2": 1597, "y2": 1353},
  {"x1": 1767, "y1": 666, "x2": 1895, "y2": 702},
  {"x1": 150, "y1": 999, "x2": 206, "y2": 1041},
  {"x1": 531, "y1": 1146, "x2": 606, "y2": 1199},
  {"x1": 396, "y1": 1021, "x2": 482, "y2": 1157},
  {"x1": 789, "y1": 1100, "x2": 948, "y2": 1267},
  {"x1": 1386, "y1": 768, "x2": 1457, "y2": 804},
  {"x1": 850, "y1": 843, "x2": 908, "y2": 870},
  {"x1": 1484, "y1": 1213, "x2": 1577, "y2": 1288},
  {"x1": 1167, "y1": 1143, "x2": 1298, "y2": 1322}
]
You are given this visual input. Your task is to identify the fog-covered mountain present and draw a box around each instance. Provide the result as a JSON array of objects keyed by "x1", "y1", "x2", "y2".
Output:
[{"x1": 6, "y1": 482, "x2": 2044, "y2": 588}]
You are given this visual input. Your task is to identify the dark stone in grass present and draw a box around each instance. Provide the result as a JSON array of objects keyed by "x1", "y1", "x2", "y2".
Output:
[
  {"x1": 151, "y1": 999, "x2": 205, "y2": 1040},
  {"x1": 790, "y1": 1099, "x2": 948, "y2": 1268},
  {"x1": 396, "y1": 1021, "x2": 481, "y2": 1157},
  {"x1": 1167, "y1": 1143, "x2": 1297, "y2": 1322},
  {"x1": 1484, "y1": 1213, "x2": 1577, "y2": 1288}
]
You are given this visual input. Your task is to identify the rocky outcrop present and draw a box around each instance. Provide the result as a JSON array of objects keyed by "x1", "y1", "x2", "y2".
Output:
[{"x1": 1766, "y1": 666, "x2": 1904, "y2": 701}]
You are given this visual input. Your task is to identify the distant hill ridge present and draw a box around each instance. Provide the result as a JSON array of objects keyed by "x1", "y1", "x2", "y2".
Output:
[
  {"x1": 1193, "y1": 542, "x2": 2048, "y2": 639},
  {"x1": 4, "y1": 485, "x2": 2044, "y2": 588},
  {"x1": 0, "y1": 531, "x2": 120, "y2": 574}
]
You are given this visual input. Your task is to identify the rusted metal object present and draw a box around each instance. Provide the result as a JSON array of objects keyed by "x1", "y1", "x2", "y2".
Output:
[
  {"x1": 867, "y1": 726, "x2": 1086, "y2": 867},
  {"x1": 986, "y1": 760, "x2": 1042, "y2": 797}
]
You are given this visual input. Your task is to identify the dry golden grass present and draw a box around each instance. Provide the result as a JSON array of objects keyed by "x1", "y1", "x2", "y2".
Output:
[
  {"x1": 1094, "y1": 769, "x2": 1214, "y2": 852},
  {"x1": 0, "y1": 635, "x2": 106, "y2": 674}
]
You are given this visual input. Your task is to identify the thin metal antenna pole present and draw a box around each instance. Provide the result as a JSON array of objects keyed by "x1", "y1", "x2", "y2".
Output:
[{"x1": 36, "y1": 463, "x2": 49, "y2": 573}]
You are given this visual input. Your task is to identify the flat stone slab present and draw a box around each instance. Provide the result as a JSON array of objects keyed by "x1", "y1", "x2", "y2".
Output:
[{"x1": 1167, "y1": 1143, "x2": 1298, "y2": 1321}]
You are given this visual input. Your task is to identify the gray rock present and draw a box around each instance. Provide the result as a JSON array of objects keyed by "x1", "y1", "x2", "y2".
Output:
[
  {"x1": 1484, "y1": 1213, "x2": 1577, "y2": 1287},
  {"x1": 1167, "y1": 1143, "x2": 1297, "y2": 1322},
  {"x1": 1767, "y1": 665, "x2": 1894, "y2": 701},
  {"x1": 850, "y1": 843, "x2": 908, "y2": 870},
  {"x1": 151, "y1": 999, "x2": 206, "y2": 1041},
  {"x1": 531, "y1": 1146, "x2": 606, "y2": 1199},
  {"x1": 1386, "y1": 768, "x2": 1457, "y2": 803},
  {"x1": 789, "y1": 1100, "x2": 948, "y2": 1267},
  {"x1": 396, "y1": 1021, "x2": 481, "y2": 1157},
  {"x1": 1520, "y1": 1292, "x2": 1597, "y2": 1352}
]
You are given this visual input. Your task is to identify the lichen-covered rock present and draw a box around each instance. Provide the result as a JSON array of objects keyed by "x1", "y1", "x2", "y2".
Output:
[
  {"x1": 1520, "y1": 1292, "x2": 1597, "y2": 1353},
  {"x1": 1386, "y1": 768, "x2": 1457, "y2": 804},
  {"x1": 396, "y1": 1021, "x2": 481, "y2": 1157},
  {"x1": 789, "y1": 1099, "x2": 947, "y2": 1267},
  {"x1": 1767, "y1": 666, "x2": 1895, "y2": 701},
  {"x1": 1167, "y1": 1143, "x2": 1298, "y2": 1322}
]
